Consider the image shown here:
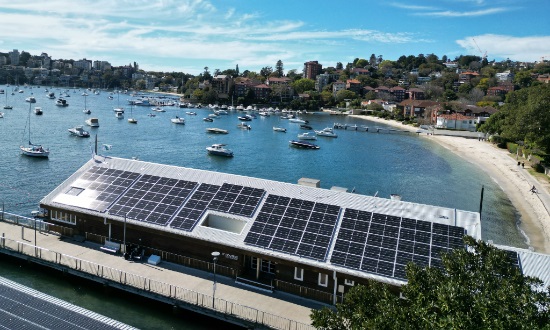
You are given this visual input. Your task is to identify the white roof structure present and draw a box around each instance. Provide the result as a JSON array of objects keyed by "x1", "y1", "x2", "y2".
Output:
[{"x1": 41, "y1": 156, "x2": 483, "y2": 287}]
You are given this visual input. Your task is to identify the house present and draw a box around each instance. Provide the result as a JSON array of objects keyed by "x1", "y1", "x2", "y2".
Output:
[
  {"x1": 407, "y1": 88, "x2": 425, "y2": 100},
  {"x1": 39, "y1": 156, "x2": 481, "y2": 304},
  {"x1": 458, "y1": 71, "x2": 479, "y2": 84},
  {"x1": 389, "y1": 86, "x2": 406, "y2": 102},
  {"x1": 487, "y1": 86, "x2": 509, "y2": 97},
  {"x1": 346, "y1": 79, "x2": 361, "y2": 95},
  {"x1": 251, "y1": 84, "x2": 271, "y2": 100},
  {"x1": 375, "y1": 86, "x2": 390, "y2": 100},
  {"x1": 332, "y1": 81, "x2": 346, "y2": 96},
  {"x1": 398, "y1": 99, "x2": 440, "y2": 118},
  {"x1": 436, "y1": 113, "x2": 478, "y2": 131}
]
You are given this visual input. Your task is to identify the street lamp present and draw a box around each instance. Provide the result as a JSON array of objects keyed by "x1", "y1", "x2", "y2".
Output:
[{"x1": 211, "y1": 251, "x2": 220, "y2": 308}]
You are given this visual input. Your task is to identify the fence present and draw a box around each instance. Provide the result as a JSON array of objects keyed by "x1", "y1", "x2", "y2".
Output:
[
  {"x1": 0, "y1": 211, "x2": 73, "y2": 237},
  {"x1": 0, "y1": 236, "x2": 315, "y2": 330},
  {"x1": 275, "y1": 279, "x2": 335, "y2": 304}
]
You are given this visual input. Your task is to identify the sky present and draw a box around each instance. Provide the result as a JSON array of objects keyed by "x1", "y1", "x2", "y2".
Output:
[{"x1": 1, "y1": 0, "x2": 549, "y2": 75}]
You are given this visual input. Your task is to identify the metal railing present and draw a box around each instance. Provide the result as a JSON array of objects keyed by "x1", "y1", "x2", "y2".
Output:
[
  {"x1": 0, "y1": 237, "x2": 315, "y2": 330},
  {"x1": 275, "y1": 279, "x2": 334, "y2": 304},
  {"x1": 0, "y1": 211, "x2": 73, "y2": 237}
]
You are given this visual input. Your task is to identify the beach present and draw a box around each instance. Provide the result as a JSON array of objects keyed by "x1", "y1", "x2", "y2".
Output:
[{"x1": 350, "y1": 115, "x2": 550, "y2": 254}]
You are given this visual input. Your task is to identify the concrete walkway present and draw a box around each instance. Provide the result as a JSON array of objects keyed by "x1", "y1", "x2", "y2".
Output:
[{"x1": 0, "y1": 220, "x2": 324, "y2": 329}]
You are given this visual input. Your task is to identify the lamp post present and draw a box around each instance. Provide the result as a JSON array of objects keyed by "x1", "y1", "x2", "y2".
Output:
[{"x1": 211, "y1": 251, "x2": 220, "y2": 308}]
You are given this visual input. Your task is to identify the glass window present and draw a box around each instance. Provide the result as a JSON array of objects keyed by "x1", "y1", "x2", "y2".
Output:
[
  {"x1": 318, "y1": 273, "x2": 328, "y2": 287},
  {"x1": 294, "y1": 267, "x2": 304, "y2": 281},
  {"x1": 344, "y1": 279, "x2": 354, "y2": 286}
]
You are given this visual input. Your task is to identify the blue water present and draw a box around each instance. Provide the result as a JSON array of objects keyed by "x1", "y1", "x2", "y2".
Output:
[
  {"x1": 0, "y1": 85, "x2": 525, "y2": 246},
  {"x1": 0, "y1": 85, "x2": 527, "y2": 327}
]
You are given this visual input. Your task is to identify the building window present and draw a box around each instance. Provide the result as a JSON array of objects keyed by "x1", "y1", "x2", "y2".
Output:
[
  {"x1": 51, "y1": 210, "x2": 77, "y2": 225},
  {"x1": 344, "y1": 279, "x2": 354, "y2": 286},
  {"x1": 318, "y1": 273, "x2": 328, "y2": 287},
  {"x1": 251, "y1": 257, "x2": 276, "y2": 274},
  {"x1": 294, "y1": 267, "x2": 304, "y2": 281}
]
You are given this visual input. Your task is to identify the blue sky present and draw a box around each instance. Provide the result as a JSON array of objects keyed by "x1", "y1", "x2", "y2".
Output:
[{"x1": 1, "y1": 0, "x2": 549, "y2": 75}]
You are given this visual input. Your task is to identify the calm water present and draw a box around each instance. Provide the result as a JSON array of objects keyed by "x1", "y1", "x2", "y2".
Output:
[{"x1": 0, "y1": 85, "x2": 527, "y2": 327}]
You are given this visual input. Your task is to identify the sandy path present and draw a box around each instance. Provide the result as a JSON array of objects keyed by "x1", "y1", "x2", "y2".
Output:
[{"x1": 349, "y1": 115, "x2": 550, "y2": 253}]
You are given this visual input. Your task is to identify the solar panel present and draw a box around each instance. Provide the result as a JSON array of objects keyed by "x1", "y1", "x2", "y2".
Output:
[
  {"x1": 330, "y1": 209, "x2": 467, "y2": 280},
  {"x1": 243, "y1": 194, "x2": 341, "y2": 261},
  {"x1": 54, "y1": 166, "x2": 140, "y2": 212}
]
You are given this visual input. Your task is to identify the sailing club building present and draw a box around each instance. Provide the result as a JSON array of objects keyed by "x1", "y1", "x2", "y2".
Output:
[{"x1": 40, "y1": 156, "x2": 482, "y2": 303}]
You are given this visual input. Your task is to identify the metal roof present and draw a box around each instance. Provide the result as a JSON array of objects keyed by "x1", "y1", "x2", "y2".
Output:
[
  {"x1": 495, "y1": 244, "x2": 550, "y2": 289},
  {"x1": 41, "y1": 156, "x2": 482, "y2": 287}
]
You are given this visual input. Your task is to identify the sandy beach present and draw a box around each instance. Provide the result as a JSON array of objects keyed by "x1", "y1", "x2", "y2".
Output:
[{"x1": 350, "y1": 115, "x2": 550, "y2": 254}]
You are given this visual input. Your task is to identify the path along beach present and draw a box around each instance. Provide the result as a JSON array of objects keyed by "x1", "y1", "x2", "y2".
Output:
[{"x1": 350, "y1": 115, "x2": 550, "y2": 254}]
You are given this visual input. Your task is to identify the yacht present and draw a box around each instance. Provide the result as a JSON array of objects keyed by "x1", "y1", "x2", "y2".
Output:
[
  {"x1": 152, "y1": 106, "x2": 166, "y2": 112},
  {"x1": 171, "y1": 116, "x2": 185, "y2": 125},
  {"x1": 273, "y1": 127, "x2": 287, "y2": 132},
  {"x1": 203, "y1": 117, "x2": 214, "y2": 122},
  {"x1": 85, "y1": 117, "x2": 99, "y2": 127},
  {"x1": 68, "y1": 125, "x2": 90, "y2": 138},
  {"x1": 238, "y1": 115, "x2": 252, "y2": 121},
  {"x1": 47, "y1": 92, "x2": 55, "y2": 99},
  {"x1": 186, "y1": 111, "x2": 197, "y2": 115},
  {"x1": 289, "y1": 140, "x2": 320, "y2": 150},
  {"x1": 34, "y1": 107, "x2": 43, "y2": 115},
  {"x1": 25, "y1": 96, "x2": 36, "y2": 103},
  {"x1": 55, "y1": 98, "x2": 69, "y2": 107},
  {"x1": 297, "y1": 132, "x2": 317, "y2": 140},
  {"x1": 289, "y1": 118, "x2": 308, "y2": 124},
  {"x1": 115, "y1": 111, "x2": 124, "y2": 119},
  {"x1": 205, "y1": 128, "x2": 228, "y2": 134},
  {"x1": 237, "y1": 122, "x2": 251, "y2": 130},
  {"x1": 206, "y1": 144, "x2": 233, "y2": 157},
  {"x1": 315, "y1": 127, "x2": 338, "y2": 138}
]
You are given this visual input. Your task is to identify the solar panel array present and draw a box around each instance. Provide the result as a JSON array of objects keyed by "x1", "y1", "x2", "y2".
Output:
[
  {"x1": 108, "y1": 174, "x2": 198, "y2": 226},
  {"x1": 72, "y1": 166, "x2": 140, "y2": 211},
  {"x1": 244, "y1": 194, "x2": 341, "y2": 261},
  {"x1": 330, "y1": 209, "x2": 465, "y2": 280},
  {"x1": 503, "y1": 250, "x2": 521, "y2": 269},
  {"x1": 171, "y1": 183, "x2": 265, "y2": 231}
]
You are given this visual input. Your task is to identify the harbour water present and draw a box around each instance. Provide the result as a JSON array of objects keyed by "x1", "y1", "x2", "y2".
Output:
[{"x1": 0, "y1": 85, "x2": 527, "y2": 327}]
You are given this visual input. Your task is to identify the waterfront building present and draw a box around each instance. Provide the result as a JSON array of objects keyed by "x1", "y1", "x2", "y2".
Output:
[
  {"x1": 9, "y1": 49, "x2": 20, "y2": 65},
  {"x1": 40, "y1": 156, "x2": 481, "y2": 303},
  {"x1": 303, "y1": 61, "x2": 322, "y2": 80}
]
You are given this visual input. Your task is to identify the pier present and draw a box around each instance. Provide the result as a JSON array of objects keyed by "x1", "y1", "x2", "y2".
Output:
[{"x1": 0, "y1": 213, "x2": 318, "y2": 330}]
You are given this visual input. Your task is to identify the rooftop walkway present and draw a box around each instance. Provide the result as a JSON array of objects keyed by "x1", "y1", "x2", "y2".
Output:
[{"x1": 0, "y1": 220, "x2": 322, "y2": 330}]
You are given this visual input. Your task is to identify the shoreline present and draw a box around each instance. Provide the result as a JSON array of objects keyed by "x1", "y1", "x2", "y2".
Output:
[{"x1": 349, "y1": 115, "x2": 550, "y2": 254}]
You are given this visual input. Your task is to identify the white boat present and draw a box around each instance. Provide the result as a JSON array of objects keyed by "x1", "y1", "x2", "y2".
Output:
[
  {"x1": 273, "y1": 127, "x2": 287, "y2": 132},
  {"x1": 186, "y1": 111, "x2": 197, "y2": 115},
  {"x1": 259, "y1": 111, "x2": 270, "y2": 117},
  {"x1": 113, "y1": 91, "x2": 124, "y2": 112},
  {"x1": 127, "y1": 104, "x2": 137, "y2": 124},
  {"x1": 171, "y1": 116, "x2": 185, "y2": 125},
  {"x1": 206, "y1": 128, "x2": 228, "y2": 134},
  {"x1": 315, "y1": 127, "x2": 338, "y2": 138},
  {"x1": 20, "y1": 101, "x2": 49, "y2": 158},
  {"x1": 25, "y1": 96, "x2": 36, "y2": 103},
  {"x1": 85, "y1": 117, "x2": 99, "y2": 127},
  {"x1": 0, "y1": 112, "x2": 4, "y2": 118},
  {"x1": 115, "y1": 111, "x2": 124, "y2": 119},
  {"x1": 238, "y1": 115, "x2": 252, "y2": 121},
  {"x1": 206, "y1": 144, "x2": 233, "y2": 157},
  {"x1": 34, "y1": 107, "x2": 43, "y2": 115},
  {"x1": 152, "y1": 106, "x2": 166, "y2": 112},
  {"x1": 203, "y1": 117, "x2": 214, "y2": 122},
  {"x1": 289, "y1": 118, "x2": 308, "y2": 124},
  {"x1": 83, "y1": 94, "x2": 91, "y2": 114},
  {"x1": 47, "y1": 92, "x2": 55, "y2": 99},
  {"x1": 215, "y1": 109, "x2": 228, "y2": 115},
  {"x1": 68, "y1": 125, "x2": 90, "y2": 138},
  {"x1": 237, "y1": 122, "x2": 251, "y2": 130},
  {"x1": 298, "y1": 132, "x2": 317, "y2": 140},
  {"x1": 55, "y1": 98, "x2": 69, "y2": 107}
]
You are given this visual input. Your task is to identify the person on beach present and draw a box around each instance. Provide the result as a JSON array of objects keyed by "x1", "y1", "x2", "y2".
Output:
[{"x1": 531, "y1": 185, "x2": 538, "y2": 194}]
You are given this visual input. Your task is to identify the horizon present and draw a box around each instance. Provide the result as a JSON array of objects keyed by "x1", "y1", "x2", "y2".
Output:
[{"x1": 1, "y1": 0, "x2": 549, "y2": 75}]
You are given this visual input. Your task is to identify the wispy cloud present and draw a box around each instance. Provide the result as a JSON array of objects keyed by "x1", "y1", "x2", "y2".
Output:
[
  {"x1": 389, "y1": 3, "x2": 438, "y2": 11},
  {"x1": 390, "y1": 1, "x2": 511, "y2": 17},
  {"x1": 456, "y1": 34, "x2": 550, "y2": 62},
  {"x1": 416, "y1": 7, "x2": 508, "y2": 17}
]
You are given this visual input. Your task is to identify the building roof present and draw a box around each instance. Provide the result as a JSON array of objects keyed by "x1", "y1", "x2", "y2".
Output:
[
  {"x1": 41, "y1": 157, "x2": 482, "y2": 287},
  {"x1": 494, "y1": 244, "x2": 550, "y2": 290}
]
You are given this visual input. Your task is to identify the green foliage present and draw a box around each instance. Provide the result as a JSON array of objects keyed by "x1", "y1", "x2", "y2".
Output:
[
  {"x1": 311, "y1": 236, "x2": 550, "y2": 329},
  {"x1": 291, "y1": 78, "x2": 315, "y2": 94}
]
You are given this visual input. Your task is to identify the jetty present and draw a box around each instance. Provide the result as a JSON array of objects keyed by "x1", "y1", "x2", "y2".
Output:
[{"x1": 0, "y1": 213, "x2": 319, "y2": 330}]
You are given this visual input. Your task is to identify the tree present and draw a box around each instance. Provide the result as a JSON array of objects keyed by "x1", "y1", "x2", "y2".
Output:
[
  {"x1": 260, "y1": 66, "x2": 273, "y2": 79},
  {"x1": 514, "y1": 70, "x2": 533, "y2": 88},
  {"x1": 369, "y1": 54, "x2": 377, "y2": 67},
  {"x1": 311, "y1": 236, "x2": 550, "y2": 329},
  {"x1": 275, "y1": 60, "x2": 284, "y2": 77},
  {"x1": 291, "y1": 78, "x2": 315, "y2": 94},
  {"x1": 355, "y1": 59, "x2": 368, "y2": 68},
  {"x1": 336, "y1": 62, "x2": 343, "y2": 70}
]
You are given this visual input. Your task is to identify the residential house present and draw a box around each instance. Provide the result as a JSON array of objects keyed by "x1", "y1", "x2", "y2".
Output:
[
  {"x1": 315, "y1": 73, "x2": 339, "y2": 92},
  {"x1": 212, "y1": 75, "x2": 232, "y2": 98},
  {"x1": 487, "y1": 86, "x2": 509, "y2": 97},
  {"x1": 536, "y1": 74, "x2": 550, "y2": 84},
  {"x1": 407, "y1": 88, "x2": 425, "y2": 100},
  {"x1": 436, "y1": 113, "x2": 477, "y2": 131},
  {"x1": 346, "y1": 79, "x2": 361, "y2": 95},
  {"x1": 350, "y1": 68, "x2": 370, "y2": 78},
  {"x1": 496, "y1": 70, "x2": 514, "y2": 82},
  {"x1": 251, "y1": 84, "x2": 271, "y2": 100},
  {"x1": 332, "y1": 81, "x2": 346, "y2": 96},
  {"x1": 375, "y1": 86, "x2": 390, "y2": 100},
  {"x1": 398, "y1": 99, "x2": 440, "y2": 118},
  {"x1": 389, "y1": 86, "x2": 406, "y2": 102},
  {"x1": 458, "y1": 71, "x2": 479, "y2": 84}
]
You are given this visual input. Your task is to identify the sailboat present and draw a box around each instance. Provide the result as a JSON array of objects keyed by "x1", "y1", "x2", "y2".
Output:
[
  {"x1": 20, "y1": 100, "x2": 50, "y2": 157},
  {"x1": 114, "y1": 91, "x2": 124, "y2": 113},
  {"x1": 83, "y1": 93, "x2": 91, "y2": 114},
  {"x1": 128, "y1": 104, "x2": 137, "y2": 124},
  {"x1": 3, "y1": 89, "x2": 12, "y2": 109}
]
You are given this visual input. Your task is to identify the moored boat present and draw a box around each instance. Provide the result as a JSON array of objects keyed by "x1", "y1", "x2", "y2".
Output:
[
  {"x1": 315, "y1": 127, "x2": 338, "y2": 138},
  {"x1": 206, "y1": 144, "x2": 233, "y2": 157},
  {"x1": 206, "y1": 128, "x2": 228, "y2": 134},
  {"x1": 34, "y1": 107, "x2": 43, "y2": 115},
  {"x1": 297, "y1": 132, "x2": 317, "y2": 140},
  {"x1": 68, "y1": 125, "x2": 90, "y2": 137},
  {"x1": 237, "y1": 122, "x2": 251, "y2": 130},
  {"x1": 171, "y1": 116, "x2": 185, "y2": 125},
  {"x1": 273, "y1": 127, "x2": 287, "y2": 132},
  {"x1": 85, "y1": 117, "x2": 99, "y2": 127},
  {"x1": 289, "y1": 140, "x2": 319, "y2": 149}
]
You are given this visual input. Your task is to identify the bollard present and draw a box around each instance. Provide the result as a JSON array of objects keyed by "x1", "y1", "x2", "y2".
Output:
[{"x1": 21, "y1": 226, "x2": 24, "y2": 240}]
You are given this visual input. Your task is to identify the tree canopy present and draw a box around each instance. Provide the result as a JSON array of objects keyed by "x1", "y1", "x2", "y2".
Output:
[{"x1": 311, "y1": 236, "x2": 550, "y2": 329}]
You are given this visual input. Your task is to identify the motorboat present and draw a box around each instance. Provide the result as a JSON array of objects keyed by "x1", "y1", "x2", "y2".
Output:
[
  {"x1": 20, "y1": 101, "x2": 49, "y2": 158},
  {"x1": 83, "y1": 109, "x2": 91, "y2": 114},
  {"x1": 215, "y1": 110, "x2": 228, "y2": 115},
  {"x1": 25, "y1": 96, "x2": 36, "y2": 103},
  {"x1": 68, "y1": 125, "x2": 90, "y2": 138},
  {"x1": 300, "y1": 124, "x2": 313, "y2": 130},
  {"x1": 147, "y1": 113, "x2": 156, "y2": 117},
  {"x1": 259, "y1": 111, "x2": 270, "y2": 117},
  {"x1": 186, "y1": 111, "x2": 197, "y2": 115},
  {"x1": 273, "y1": 127, "x2": 287, "y2": 132},
  {"x1": 152, "y1": 106, "x2": 166, "y2": 112},
  {"x1": 115, "y1": 111, "x2": 124, "y2": 119},
  {"x1": 206, "y1": 144, "x2": 233, "y2": 157},
  {"x1": 55, "y1": 98, "x2": 69, "y2": 107},
  {"x1": 315, "y1": 127, "x2": 338, "y2": 138},
  {"x1": 171, "y1": 116, "x2": 185, "y2": 125},
  {"x1": 237, "y1": 122, "x2": 251, "y2": 130},
  {"x1": 47, "y1": 92, "x2": 55, "y2": 99},
  {"x1": 289, "y1": 140, "x2": 319, "y2": 149},
  {"x1": 203, "y1": 117, "x2": 214, "y2": 122},
  {"x1": 85, "y1": 117, "x2": 99, "y2": 127},
  {"x1": 238, "y1": 115, "x2": 252, "y2": 121},
  {"x1": 128, "y1": 117, "x2": 138, "y2": 124},
  {"x1": 298, "y1": 132, "x2": 317, "y2": 140},
  {"x1": 0, "y1": 112, "x2": 3, "y2": 118},
  {"x1": 289, "y1": 118, "x2": 308, "y2": 124},
  {"x1": 34, "y1": 107, "x2": 43, "y2": 115},
  {"x1": 205, "y1": 128, "x2": 228, "y2": 134}
]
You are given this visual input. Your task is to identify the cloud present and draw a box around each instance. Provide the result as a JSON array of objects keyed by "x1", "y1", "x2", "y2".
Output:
[
  {"x1": 456, "y1": 34, "x2": 550, "y2": 61},
  {"x1": 416, "y1": 7, "x2": 508, "y2": 17},
  {"x1": 389, "y1": 3, "x2": 439, "y2": 10}
]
